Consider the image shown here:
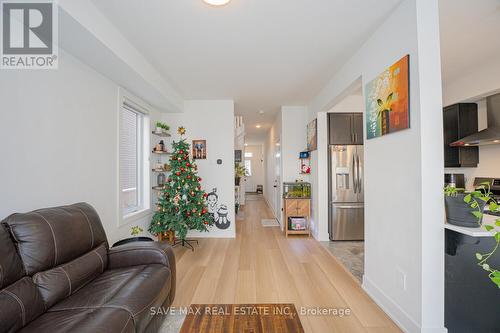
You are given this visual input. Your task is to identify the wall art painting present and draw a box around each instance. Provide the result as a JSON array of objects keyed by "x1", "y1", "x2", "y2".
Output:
[
  {"x1": 365, "y1": 55, "x2": 410, "y2": 139},
  {"x1": 306, "y1": 118, "x2": 317, "y2": 151}
]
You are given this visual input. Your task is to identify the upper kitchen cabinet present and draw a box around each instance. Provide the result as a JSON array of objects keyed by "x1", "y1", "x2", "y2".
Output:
[
  {"x1": 328, "y1": 113, "x2": 363, "y2": 145},
  {"x1": 443, "y1": 103, "x2": 479, "y2": 168}
]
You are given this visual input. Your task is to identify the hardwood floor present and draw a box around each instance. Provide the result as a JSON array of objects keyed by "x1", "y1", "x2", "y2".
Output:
[{"x1": 172, "y1": 196, "x2": 401, "y2": 333}]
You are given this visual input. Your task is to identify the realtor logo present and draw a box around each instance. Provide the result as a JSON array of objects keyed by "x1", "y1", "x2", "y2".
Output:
[{"x1": 1, "y1": 0, "x2": 58, "y2": 69}]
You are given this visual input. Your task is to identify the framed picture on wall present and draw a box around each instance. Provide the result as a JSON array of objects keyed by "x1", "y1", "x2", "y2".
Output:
[
  {"x1": 234, "y1": 150, "x2": 242, "y2": 162},
  {"x1": 365, "y1": 54, "x2": 410, "y2": 139},
  {"x1": 192, "y1": 140, "x2": 207, "y2": 159},
  {"x1": 307, "y1": 118, "x2": 317, "y2": 151}
]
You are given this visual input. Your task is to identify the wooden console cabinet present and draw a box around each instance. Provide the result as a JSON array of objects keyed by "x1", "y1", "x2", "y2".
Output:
[{"x1": 283, "y1": 198, "x2": 311, "y2": 237}]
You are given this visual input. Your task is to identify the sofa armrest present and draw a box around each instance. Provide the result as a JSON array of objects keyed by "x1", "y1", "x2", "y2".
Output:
[{"x1": 108, "y1": 241, "x2": 175, "y2": 270}]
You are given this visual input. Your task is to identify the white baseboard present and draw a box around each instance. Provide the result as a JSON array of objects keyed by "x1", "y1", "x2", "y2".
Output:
[
  {"x1": 362, "y1": 276, "x2": 447, "y2": 333},
  {"x1": 362, "y1": 276, "x2": 420, "y2": 333}
]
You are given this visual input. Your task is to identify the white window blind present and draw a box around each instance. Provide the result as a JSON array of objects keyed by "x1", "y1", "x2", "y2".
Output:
[{"x1": 120, "y1": 104, "x2": 143, "y2": 215}]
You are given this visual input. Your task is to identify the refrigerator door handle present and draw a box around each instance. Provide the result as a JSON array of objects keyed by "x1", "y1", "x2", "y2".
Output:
[
  {"x1": 356, "y1": 154, "x2": 362, "y2": 193},
  {"x1": 352, "y1": 154, "x2": 357, "y2": 193},
  {"x1": 335, "y1": 205, "x2": 364, "y2": 209}
]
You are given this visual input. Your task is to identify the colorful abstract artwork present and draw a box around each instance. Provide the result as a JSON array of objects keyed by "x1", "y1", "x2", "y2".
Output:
[{"x1": 365, "y1": 55, "x2": 410, "y2": 139}]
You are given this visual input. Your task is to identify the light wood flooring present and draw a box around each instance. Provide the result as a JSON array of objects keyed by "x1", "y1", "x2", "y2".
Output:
[{"x1": 172, "y1": 196, "x2": 401, "y2": 333}]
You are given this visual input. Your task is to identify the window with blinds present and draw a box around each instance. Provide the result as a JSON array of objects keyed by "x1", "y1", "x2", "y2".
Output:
[{"x1": 120, "y1": 104, "x2": 144, "y2": 215}]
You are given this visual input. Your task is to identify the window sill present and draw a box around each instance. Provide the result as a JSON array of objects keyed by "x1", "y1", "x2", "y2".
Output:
[{"x1": 121, "y1": 208, "x2": 151, "y2": 226}]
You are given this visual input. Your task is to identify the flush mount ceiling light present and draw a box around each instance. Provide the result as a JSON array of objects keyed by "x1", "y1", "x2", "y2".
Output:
[
  {"x1": 203, "y1": 0, "x2": 231, "y2": 6},
  {"x1": 256, "y1": 124, "x2": 262, "y2": 129}
]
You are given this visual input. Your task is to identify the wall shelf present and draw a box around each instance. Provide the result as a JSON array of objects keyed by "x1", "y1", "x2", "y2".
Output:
[
  {"x1": 151, "y1": 131, "x2": 171, "y2": 137},
  {"x1": 152, "y1": 169, "x2": 170, "y2": 172},
  {"x1": 152, "y1": 151, "x2": 171, "y2": 155},
  {"x1": 152, "y1": 186, "x2": 165, "y2": 191}
]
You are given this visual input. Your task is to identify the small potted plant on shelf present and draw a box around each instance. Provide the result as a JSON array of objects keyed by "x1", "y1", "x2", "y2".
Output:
[
  {"x1": 444, "y1": 182, "x2": 500, "y2": 288},
  {"x1": 155, "y1": 122, "x2": 170, "y2": 134},
  {"x1": 111, "y1": 225, "x2": 153, "y2": 247},
  {"x1": 235, "y1": 162, "x2": 246, "y2": 186}
]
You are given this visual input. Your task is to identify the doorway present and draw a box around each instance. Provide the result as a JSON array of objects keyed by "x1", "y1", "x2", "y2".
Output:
[{"x1": 322, "y1": 81, "x2": 366, "y2": 283}]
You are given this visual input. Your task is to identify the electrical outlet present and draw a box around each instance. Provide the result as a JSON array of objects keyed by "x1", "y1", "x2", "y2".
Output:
[{"x1": 397, "y1": 269, "x2": 407, "y2": 291}]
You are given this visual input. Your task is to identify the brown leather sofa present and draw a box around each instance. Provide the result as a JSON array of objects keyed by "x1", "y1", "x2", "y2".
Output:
[{"x1": 0, "y1": 203, "x2": 175, "y2": 333}]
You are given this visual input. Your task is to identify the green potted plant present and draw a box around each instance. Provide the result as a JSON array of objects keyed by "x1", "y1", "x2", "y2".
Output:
[
  {"x1": 111, "y1": 225, "x2": 153, "y2": 247},
  {"x1": 445, "y1": 182, "x2": 500, "y2": 288},
  {"x1": 444, "y1": 185, "x2": 487, "y2": 227},
  {"x1": 155, "y1": 122, "x2": 170, "y2": 134},
  {"x1": 235, "y1": 162, "x2": 246, "y2": 186}
]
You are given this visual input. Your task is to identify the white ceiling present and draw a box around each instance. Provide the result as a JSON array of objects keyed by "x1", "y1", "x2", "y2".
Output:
[
  {"x1": 91, "y1": 0, "x2": 401, "y2": 137},
  {"x1": 439, "y1": 0, "x2": 500, "y2": 84}
]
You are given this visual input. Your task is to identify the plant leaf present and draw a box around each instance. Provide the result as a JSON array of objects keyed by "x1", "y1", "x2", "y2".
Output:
[
  {"x1": 464, "y1": 194, "x2": 472, "y2": 203},
  {"x1": 476, "y1": 253, "x2": 483, "y2": 260},
  {"x1": 484, "y1": 225, "x2": 494, "y2": 232},
  {"x1": 472, "y1": 211, "x2": 483, "y2": 219},
  {"x1": 377, "y1": 99, "x2": 383, "y2": 106},
  {"x1": 489, "y1": 202, "x2": 499, "y2": 211},
  {"x1": 495, "y1": 220, "x2": 500, "y2": 227},
  {"x1": 386, "y1": 93, "x2": 394, "y2": 103},
  {"x1": 491, "y1": 277, "x2": 500, "y2": 289},
  {"x1": 495, "y1": 232, "x2": 500, "y2": 242}
]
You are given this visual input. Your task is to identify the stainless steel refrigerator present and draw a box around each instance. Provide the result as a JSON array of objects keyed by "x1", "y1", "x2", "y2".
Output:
[{"x1": 328, "y1": 145, "x2": 364, "y2": 241}]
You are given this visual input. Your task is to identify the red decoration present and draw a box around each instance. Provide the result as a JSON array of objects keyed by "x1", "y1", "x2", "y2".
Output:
[
  {"x1": 179, "y1": 150, "x2": 184, "y2": 154},
  {"x1": 203, "y1": 193, "x2": 208, "y2": 198},
  {"x1": 186, "y1": 163, "x2": 191, "y2": 167},
  {"x1": 202, "y1": 209, "x2": 207, "y2": 215},
  {"x1": 180, "y1": 167, "x2": 185, "y2": 172},
  {"x1": 204, "y1": 221, "x2": 209, "y2": 225},
  {"x1": 175, "y1": 172, "x2": 180, "y2": 176},
  {"x1": 187, "y1": 175, "x2": 192, "y2": 179},
  {"x1": 186, "y1": 211, "x2": 191, "y2": 216},
  {"x1": 198, "y1": 177, "x2": 202, "y2": 182}
]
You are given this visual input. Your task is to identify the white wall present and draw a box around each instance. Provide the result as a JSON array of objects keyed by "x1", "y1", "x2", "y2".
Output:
[
  {"x1": 281, "y1": 106, "x2": 310, "y2": 183},
  {"x1": 0, "y1": 49, "x2": 159, "y2": 244},
  {"x1": 264, "y1": 111, "x2": 282, "y2": 221},
  {"x1": 307, "y1": 0, "x2": 445, "y2": 332},
  {"x1": 244, "y1": 145, "x2": 265, "y2": 193},
  {"x1": 161, "y1": 100, "x2": 236, "y2": 238}
]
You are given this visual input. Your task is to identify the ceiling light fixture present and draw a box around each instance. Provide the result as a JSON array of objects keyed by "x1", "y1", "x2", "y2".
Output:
[
  {"x1": 203, "y1": 0, "x2": 231, "y2": 6},
  {"x1": 256, "y1": 125, "x2": 261, "y2": 129}
]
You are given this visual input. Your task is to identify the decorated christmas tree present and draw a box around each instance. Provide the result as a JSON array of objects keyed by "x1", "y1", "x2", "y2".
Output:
[{"x1": 149, "y1": 127, "x2": 214, "y2": 241}]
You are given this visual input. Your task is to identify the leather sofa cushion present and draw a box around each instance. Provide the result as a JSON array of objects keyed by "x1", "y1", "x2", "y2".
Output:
[
  {"x1": 33, "y1": 243, "x2": 107, "y2": 308},
  {"x1": 3, "y1": 203, "x2": 108, "y2": 275},
  {"x1": 0, "y1": 277, "x2": 45, "y2": 333},
  {"x1": 0, "y1": 224, "x2": 24, "y2": 289},
  {"x1": 19, "y1": 307, "x2": 134, "y2": 333},
  {"x1": 51, "y1": 264, "x2": 171, "y2": 332}
]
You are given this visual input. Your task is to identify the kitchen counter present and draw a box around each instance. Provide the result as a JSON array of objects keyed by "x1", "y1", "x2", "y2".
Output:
[{"x1": 444, "y1": 213, "x2": 499, "y2": 237}]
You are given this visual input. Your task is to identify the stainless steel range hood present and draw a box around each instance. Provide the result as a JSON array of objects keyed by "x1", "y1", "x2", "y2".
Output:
[{"x1": 451, "y1": 93, "x2": 500, "y2": 147}]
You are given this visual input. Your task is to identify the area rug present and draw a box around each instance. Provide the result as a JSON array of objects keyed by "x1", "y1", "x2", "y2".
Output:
[
  {"x1": 179, "y1": 304, "x2": 304, "y2": 333},
  {"x1": 261, "y1": 218, "x2": 280, "y2": 227}
]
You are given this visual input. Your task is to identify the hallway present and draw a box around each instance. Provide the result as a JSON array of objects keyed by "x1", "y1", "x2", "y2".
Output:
[{"x1": 171, "y1": 196, "x2": 401, "y2": 332}]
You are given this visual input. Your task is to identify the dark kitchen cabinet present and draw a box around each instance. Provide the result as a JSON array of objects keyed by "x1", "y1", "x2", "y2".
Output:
[
  {"x1": 443, "y1": 103, "x2": 479, "y2": 168},
  {"x1": 328, "y1": 113, "x2": 363, "y2": 145}
]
